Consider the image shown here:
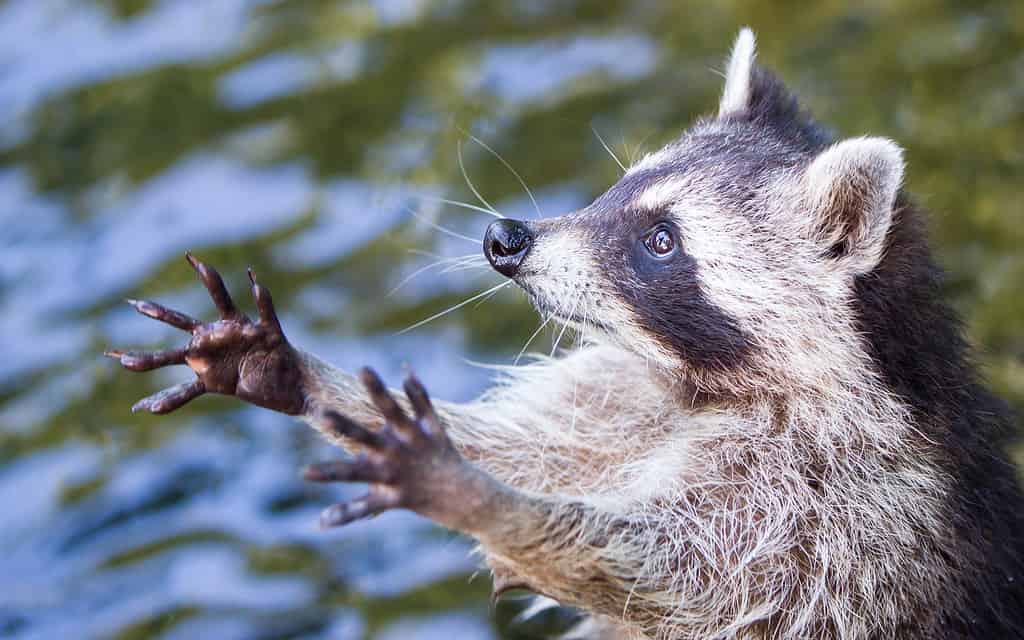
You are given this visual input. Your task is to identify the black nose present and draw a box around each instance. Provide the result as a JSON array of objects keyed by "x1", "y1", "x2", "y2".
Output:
[{"x1": 483, "y1": 219, "x2": 534, "y2": 278}]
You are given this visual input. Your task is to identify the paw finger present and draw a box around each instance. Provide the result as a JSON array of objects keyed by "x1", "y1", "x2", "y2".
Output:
[
  {"x1": 185, "y1": 252, "x2": 238, "y2": 319},
  {"x1": 360, "y1": 367, "x2": 413, "y2": 433},
  {"x1": 303, "y1": 456, "x2": 394, "y2": 484},
  {"x1": 106, "y1": 348, "x2": 187, "y2": 372},
  {"x1": 126, "y1": 299, "x2": 200, "y2": 332},
  {"x1": 403, "y1": 373, "x2": 445, "y2": 440},
  {"x1": 319, "y1": 492, "x2": 398, "y2": 528},
  {"x1": 247, "y1": 268, "x2": 284, "y2": 335},
  {"x1": 131, "y1": 380, "x2": 205, "y2": 414},
  {"x1": 318, "y1": 410, "x2": 395, "y2": 451}
]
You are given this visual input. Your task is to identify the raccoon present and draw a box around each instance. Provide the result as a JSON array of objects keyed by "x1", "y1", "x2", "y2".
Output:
[{"x1": 108, "y1": 29, "x2": 1024, "y2": 639}]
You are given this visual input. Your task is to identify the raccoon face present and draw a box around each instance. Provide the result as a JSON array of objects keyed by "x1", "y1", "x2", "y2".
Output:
[{"x1": 484, "y1": 29, "x2": 905, "y2": 394}]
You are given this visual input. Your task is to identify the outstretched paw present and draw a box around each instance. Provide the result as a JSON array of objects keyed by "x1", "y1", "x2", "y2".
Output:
[
  {"x1": 105, "y1": 253, "x2": 306, "y2": 415},
  {"x1": 304, "y1": 368, "x2": 469, "y2": 528}
]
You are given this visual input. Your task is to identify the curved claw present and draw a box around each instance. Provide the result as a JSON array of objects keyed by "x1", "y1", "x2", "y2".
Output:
[
  {"x1": 132, "y1": 380, "x2": 205, "y2": 414},
  {"x1": 185, "y1": 252, "x2": 238, "y2": 319},
  {"x1": 247, "y1": 268, "x2": 283, "y2": 335},
  {"x1": 126, "y1": 299, "x2": 200, "y2": 332}
]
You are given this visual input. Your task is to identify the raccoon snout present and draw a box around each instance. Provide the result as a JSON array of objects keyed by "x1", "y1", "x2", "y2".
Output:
[{"x1": 483, "y1": 219, "x2": 534, "y2": 278}]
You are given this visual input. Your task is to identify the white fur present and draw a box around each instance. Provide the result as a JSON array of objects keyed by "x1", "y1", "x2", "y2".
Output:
[
  {"x1": 719, "y1": 28, "x2": 757, "y2": 117},
  {"x1": 302, "y1": 330, "x2": 955, "y2": 640},
  {"x1": 633, "y1": 175, "x2": 686, "y2": 212},
  {"x1": 626, "y1": 146, "x2": 673, "y2": 176}
]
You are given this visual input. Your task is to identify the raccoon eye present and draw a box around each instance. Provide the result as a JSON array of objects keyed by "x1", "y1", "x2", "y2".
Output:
[{"x1": 644, "y1": 227, "x2": 676, "y2": 258}]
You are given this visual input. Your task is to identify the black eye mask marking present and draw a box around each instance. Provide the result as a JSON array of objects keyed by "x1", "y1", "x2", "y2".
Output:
[{"x1": 587, "y1": 211, "x2": 752, "y2": 374}]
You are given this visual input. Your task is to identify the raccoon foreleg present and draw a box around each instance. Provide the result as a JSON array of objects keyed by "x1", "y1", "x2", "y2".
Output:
[{"x1": 306, "y1": 369, "x2": 666, "y2": 635}]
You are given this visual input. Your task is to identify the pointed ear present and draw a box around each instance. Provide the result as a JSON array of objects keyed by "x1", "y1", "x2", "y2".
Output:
[
  {"x1": 719, "y1": 28, "x2": 757, "y2": 117},
  {"x1": 801, "y1": 137, "x2": 905, "y2": 274}
]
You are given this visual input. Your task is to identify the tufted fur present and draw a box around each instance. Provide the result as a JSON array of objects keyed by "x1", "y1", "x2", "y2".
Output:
[{"x1": 299, "y1": 30, "x2": 1024, "y2": 639}]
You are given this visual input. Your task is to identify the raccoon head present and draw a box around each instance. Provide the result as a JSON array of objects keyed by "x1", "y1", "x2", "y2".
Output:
[{"x1": 484, "y1": 29, "x2": 905, "y2": 396}]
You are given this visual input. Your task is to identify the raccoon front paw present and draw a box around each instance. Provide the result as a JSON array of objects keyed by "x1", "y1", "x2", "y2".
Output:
[
  {"x1": 304, "y1": 368, "x2": 474, "y2": 529},
  {"x1": 105, "y1": 253, "x2": 307, "y2": 415}
]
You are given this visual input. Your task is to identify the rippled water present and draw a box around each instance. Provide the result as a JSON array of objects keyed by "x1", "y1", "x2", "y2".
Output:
[{"x1": 1, "y1": 1, "x2": 1021, "y2": 638}]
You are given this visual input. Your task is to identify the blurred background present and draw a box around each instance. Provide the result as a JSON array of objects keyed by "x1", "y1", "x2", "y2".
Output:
[{"x1": 0, "y1": 1, "x2": 1021, "y2": 638}]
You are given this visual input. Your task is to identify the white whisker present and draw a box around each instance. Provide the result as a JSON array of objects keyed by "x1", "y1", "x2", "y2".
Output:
[
  {"x1": 462, "y1": 128, "x2": 542, "y2": 219},
  {"x1": 440, "y1": 256, "x2": 489, "y2": 275},
  {"x1": 458, "y1": 139, "x2": 501, "y2": 217},
  {"x1": 439, "y1": 253, "x2": 487, "y2": 267},
  {"x1": 550, "y1": 320, "x2": 570, "y2": 358},
  {"x1": 388, "y1": 262, "x2": 448, "y2": 297},
  {"x1": 388, "y1": 253, "x2": 484, "y2": 296},
  {"x1": 420, "y1": 195, "x2": 502, "y2": 219},
  {"x1": 396, "y1": 280, "x2": 511, "y2": 335},
  {"x1": 473, "y1": 282, "x2": 507, "y2": 308},
  {"x1": 592, "y1": 125, "x2": 627, "y2": 173},
  {"x1": 406, "y1": 206, "x2": 479, "y2": 244},
  {"x1": 550, "y1": 294, "x2": 581, "y2": 357},
  {"x1": 514, "y1": 312, "x2": 553, "y2": 366},
  {"x1": 441, "y1": 262, "x2": 489, "y2": 275},
  {"x1": 575, "y1": 297, "x2": 590, "y2": 348},
  {"x1": 408, "y1": 248, "x2": 450, "y2": 260},
  {"x1": 628, "y1": 131, "x2": 655, "y2": 166}
]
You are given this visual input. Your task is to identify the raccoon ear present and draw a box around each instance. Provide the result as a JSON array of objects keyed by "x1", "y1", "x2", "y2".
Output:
[
  {"x1": 802, "y1": 137, "x2": 905, "y2": 274},
  {"x1": 719, "y1": 28, "x2": 757, "y2": 117}
]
